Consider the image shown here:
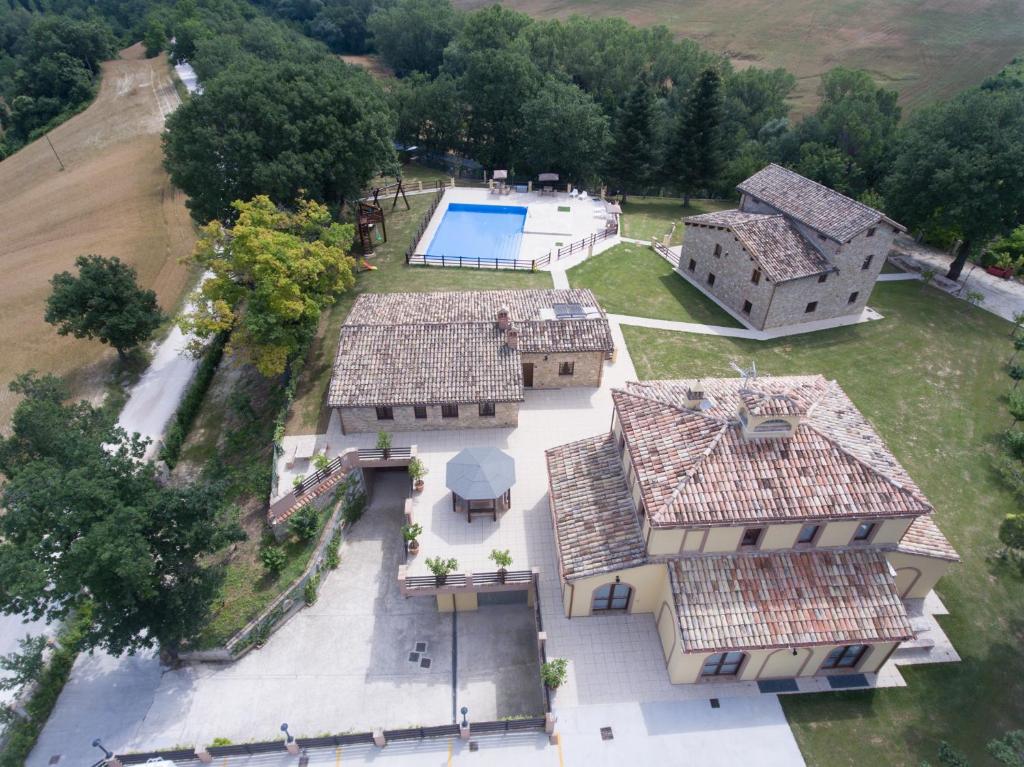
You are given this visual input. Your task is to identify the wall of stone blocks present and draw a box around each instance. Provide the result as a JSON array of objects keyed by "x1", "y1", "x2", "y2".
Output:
[
  {"x1": 521, "y1": 351, "x2": 604, "y2": 389},
  {"x1": 338, "y1": 401, "x2": 520, "y2": 433}
]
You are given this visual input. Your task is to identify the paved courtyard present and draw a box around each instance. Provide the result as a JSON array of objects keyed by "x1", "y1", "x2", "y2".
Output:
[{"x1": 27, "y1": 474, "x2": 542, "y2": 766}]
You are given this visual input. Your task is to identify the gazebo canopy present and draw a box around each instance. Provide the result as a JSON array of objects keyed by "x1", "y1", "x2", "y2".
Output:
[
  {"x1": 446, "y1": 447, "x2": 516, "y2": 500},
  {"x1": 606, "y1": 202, "x2": 622, "y2": 215},
  {"x1": 538, "y1": 172, "x2": 559, "y2": 182},
  {"x1": 492, "y1": 169, "x2": 508, "y2": 180}
]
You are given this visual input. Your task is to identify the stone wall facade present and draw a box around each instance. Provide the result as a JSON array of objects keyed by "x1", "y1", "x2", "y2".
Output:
[
  {"x1": 337, "y1": 400, "x2": 520, "y2": 433},
  {"x1": 678, "y1": 201, "x2": 900, "y2": 330},
  {"x1": 521, "y1": 351, "x2": 604, "y2": 389}
]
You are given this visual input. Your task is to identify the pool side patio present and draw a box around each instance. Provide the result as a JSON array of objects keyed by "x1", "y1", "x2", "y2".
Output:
[{"x1": 415, "y1": 187, "x2": 618, "y2": 267}]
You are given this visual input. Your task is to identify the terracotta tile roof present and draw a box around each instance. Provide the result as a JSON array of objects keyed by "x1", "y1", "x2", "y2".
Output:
[
  {"x1": 897, "y1": 515, "x2": 960, "y2": 562},
  {"x1": 670, "y1": 549, "x2": 913, "y2": 652},
  {"x1": 685, "y1": 211, "x2": 833, "y2": 282},
  {"x1": 546, "y1": 433, "x2": 648, "y2": 580},
  {"x1": 737, "y1": 164, "x2": 901, "y2": 242},
  {"x1": 345, "y1": 289, "x2": 613, "y2": 354},
  {"x1": 328, "y1": 323, "x2": 523, "y2": 407},
  {"x1": 740, "y1": 389, "x2": 809, "y2": 416},
  {"x1": 329, "y1": 289, "x2": 613, "y2": 407},
  {"x1": 616, "y1": 376, "x2": 932, "y2": 527}
]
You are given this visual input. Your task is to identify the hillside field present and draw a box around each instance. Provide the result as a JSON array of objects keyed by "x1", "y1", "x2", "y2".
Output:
[
  {"x1": 454, "y1": 0, "x2": 1024, "y2": 113},
  {"x1": 0, "y1": 44, "x2": 196, "y2": 426}
]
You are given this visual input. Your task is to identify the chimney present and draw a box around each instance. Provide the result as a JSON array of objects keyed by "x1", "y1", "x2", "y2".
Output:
[
  {"x1": 497, "y1": 306, "x2": 511, "y2": 330},
  {"x1": 505, "y1": 325, "x2": 520, "y2": 350}
]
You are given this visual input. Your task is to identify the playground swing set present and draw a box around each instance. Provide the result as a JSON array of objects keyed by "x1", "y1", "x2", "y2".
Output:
[{"x1": 354, "y1": 177, "x2": 411, "y2": 271}]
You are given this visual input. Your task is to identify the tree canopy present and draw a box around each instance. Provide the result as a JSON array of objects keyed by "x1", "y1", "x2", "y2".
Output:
[
  {"x1": 884, "y1": 86, "x2": 1024, "y2": 278},
  {"x1": 605, "y1": 78, "x2": 659, "y2": 196},
  {"x1": 182, "y1": 196, "x2": 357, "y2": 377},
  {"x1": 162, "y1": 57, "x2": 396, "y2": 222},
  {"x1": 44, "y1": 255, "x2": 164, "y2": 359},
  {"x1": 368, "y1": 0, "x2": 461, "y2": 77},
  {"x1": 0, "y1": 373, "x2": 240, "y2": 656},
  {"x1": 671, "y1": 67, "x2": 726, "y2": 202}
]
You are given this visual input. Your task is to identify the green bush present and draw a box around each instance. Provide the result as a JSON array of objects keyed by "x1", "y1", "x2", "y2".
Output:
[
  {"x1": 343, "y1": 493, "x2": 366, "y2": 526},
  {"x1": 159, "y1": 331, "x2": 228, "y2": 467},
  {"x1": 541, "y1": 658, "x2": 568, "y2": 689},
  {"x1": 1005, "y1": 431, "x2": 1024, "y2": 459},
  {"x1": 304, "y1": 574, "x2": 320, "y2": 605},
  {"x1": 325, "y1": 529, "x2": 341, "y2": 569},
  {"x1": 288, "y1": 504, "x2": 320, "y2": 541},
  {"x1": 260, "y1": 546, "x2": 287, "y2": 575}
]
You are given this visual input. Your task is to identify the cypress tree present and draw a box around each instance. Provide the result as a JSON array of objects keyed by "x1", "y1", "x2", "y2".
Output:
[
  {"x1": 605, "y1": 79, "x2": 657, "y2": 201},
  {"x1": 672, "y1": 67, "x2": 725, "y2": 206}
]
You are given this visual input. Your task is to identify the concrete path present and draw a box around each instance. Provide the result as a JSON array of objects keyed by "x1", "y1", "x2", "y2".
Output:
[
  {"x1": 877, "y1": 272, "x2": 920, "y2": 282},
  {"x1": 891, "y1": 235, "x2": 1024, "y2": 322},
  {"x1": 608, "y1": 307, "x2": 883, "y2": 341}
]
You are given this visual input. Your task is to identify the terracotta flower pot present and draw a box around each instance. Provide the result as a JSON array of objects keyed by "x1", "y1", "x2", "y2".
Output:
[
  {"x1": 408, "y1": 539, "x2": 419, "y2": 555},
  {"x1": 414, "y1": 479, "x2": 424, "y2": 492}
]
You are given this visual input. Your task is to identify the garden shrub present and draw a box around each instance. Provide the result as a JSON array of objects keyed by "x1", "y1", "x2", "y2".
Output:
[
  {"x1": 343, "y1": 493, "x2": 367, "y2": 526},
  {"x1": 159, "y1": 331, "x2": 228, "y2": 467},
  {"x1": 304, "y1": 574, "x2": 320, "y2": 605},
  {"x1": 288, "y1": 504, "x2": 320, "y2": 541},
  {"x1": 260, "y1": 546, "x2": 287, "y2": 575},
  {"x1": 541, "y1": 658, "x2": 568, "y2": 689},
  {"x1": 325, "y1": 529, "x2": 341, "y2": 569},
  {"x1": 1005, "y1": 430, "x2": 1024, "y2": 459}
]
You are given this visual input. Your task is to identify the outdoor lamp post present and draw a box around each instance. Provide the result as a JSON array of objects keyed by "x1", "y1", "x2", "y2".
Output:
[
  {"x1": 460, "y1": 707, "x2": 469, "y2": 728},
  {"x1": 282, "y1": 722, "x2": 300, "y2": 755},
  {"x1": 92, "y1": 739, "x2": 113, "y2": 759},
  {"x1": 280, "y1": 722, "x2": 294, "y2": 743}
]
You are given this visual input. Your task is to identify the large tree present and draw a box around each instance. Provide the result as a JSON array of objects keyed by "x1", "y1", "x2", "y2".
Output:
[
  {"x1": 45, "y1": 255, "x2": 164, "y2": 360},
  {"x1": 605, "y1": 78, "x2": 658, "y2": 198},
  {"x1": 0, "y1": 373, "x2": 240, "y2": 656},
  {"x1": 182, "y1": 196, "x2": 356, "y2": 377},
  {"x1": 162, "y1": 57, "x2": 396, "y2": 222},
  {"x1": 671, "y1": 67, "x2": 725, "y2": 205},
  {"x1": 516, "y1": 78, "x2": 610, "y2": 184},
  {"x1": 368, "y1": 0, "x2": 461, "y2": 77},
  {"x1": 884, "y1": 86, "x2": 1024, "y2": 280}
]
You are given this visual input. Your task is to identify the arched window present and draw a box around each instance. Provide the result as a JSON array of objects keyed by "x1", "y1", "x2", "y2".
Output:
[
  {"x1": 701, "y1": 651, "x2": 746, "y2": 677},
  {"x1": 754, "y1": 419, "x2": 791, "y2": 433},
  {"x1": 591, "y1": 583, "x2": 631, "y2": 612}
]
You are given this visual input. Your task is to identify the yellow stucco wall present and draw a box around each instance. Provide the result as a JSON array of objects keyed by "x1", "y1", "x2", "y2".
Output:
[
  {"x1": 680, "y1": 528, "x2": 703, "y2": 552},
  {"x1": 565, "y1": 564, "x2": 669, "y2": 617},
  {"x1": 669, "y1": 641, "x2": 899, "y2": 684},
  {"x1": 761, "y1": 523, "x2": 801, "y2": 550},
  {"x1": 886, "y1": 551, "x2": 955, "y2": 598},
  {"x1": 647, "y1": 528, "x2": 685, "y2": 556},
  {"x1": 874, "y1": 517, "x2": 913, "y2": 545},
  {"x1": 704, "y1": 526, "x2": 743, "y2": 552},
  {"x1": 436, "y1": 592, "x2": 478, "y2": 612},
  {"x1": 818, "y1": 520, "x2": 860, "y2": 547}
]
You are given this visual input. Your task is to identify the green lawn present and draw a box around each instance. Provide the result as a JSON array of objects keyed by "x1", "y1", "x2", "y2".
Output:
[
  {"x1": 621, "y1": 280, "x2": 1023, "y2": 766},
  {"x1": 285, "y1": 191, "x2": 553, "y2": 434},
  {"x1": 567, "y1": 242, "x2": 743, "y2": 328},
  {"x1": 619, "y1": 196, "x2": 734, "y2": 245}
]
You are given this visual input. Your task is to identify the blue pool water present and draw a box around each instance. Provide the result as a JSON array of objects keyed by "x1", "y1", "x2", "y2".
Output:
[{"x1": 426, "y1": 203, "x2": 527, "y2": 261}]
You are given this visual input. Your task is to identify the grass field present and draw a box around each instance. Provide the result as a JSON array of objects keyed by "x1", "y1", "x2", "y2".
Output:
[
  {"x1": 619, "y1": 196, "x2": 733, "y2": 246},
  {"x1": 284, "y1": 191, "x2": 553, "y2": 435},
  {"x1": 0, "y1": 44, "x2": 195, "y2": 426},
  {"x1": 568, "y1": 243, "x2": 742, "y2": 327},
  {"x1": 620, "y1": 280, "x2": 1023, "y2": 765},
  {"x1": 454, "y1": 0, "x2": 1024, "y2": 114}
]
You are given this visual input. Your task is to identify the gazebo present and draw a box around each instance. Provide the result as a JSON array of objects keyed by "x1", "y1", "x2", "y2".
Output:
[
  {"x1": 538, "y1": 172, "x2": 559, "y2": 195},
  {"x1": 446, "y1": 447, "x2": 515, "y2": 523}
]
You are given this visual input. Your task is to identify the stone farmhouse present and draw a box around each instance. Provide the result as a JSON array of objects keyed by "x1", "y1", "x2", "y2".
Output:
[
  {"x1": 546, "y1": 374, "x2": 958, "y2": 685},
  {"x1": 678, "y1": 164, "x2": 905, "y2": 330},
  {"x1": 328, "y1": 289, "x2": 614, "y2": 433}
]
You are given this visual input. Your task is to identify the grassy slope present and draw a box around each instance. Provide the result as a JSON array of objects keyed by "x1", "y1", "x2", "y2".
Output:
[
  {"x1": 453, "y1": 0, "x2": 1024, "y2": 114},
  {"x1": 0, "y1": 45, "x2": 195, "y2": 425},
  {"x1": 622, "y1": 281, "x2": 1023, "y2": 765},
  {"x1": 285, "y1": 191, "x2": 553, "y2": 434},
  {"x1": 620, "y1": 196, "x2": 733, "y2": 246},
  {"x1": 568, "y1": 243, "x2": 742, "y2": 327}
]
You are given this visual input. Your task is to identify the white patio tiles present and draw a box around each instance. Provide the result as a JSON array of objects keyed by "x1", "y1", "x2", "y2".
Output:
[{"x1": 414, "y1": 186, "x2": 614, "y2": 265}]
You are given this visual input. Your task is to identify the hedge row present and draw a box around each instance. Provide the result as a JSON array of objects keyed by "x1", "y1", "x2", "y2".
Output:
[{"x1": 159, "y1": 331, "x2": 228, "y2": 468}]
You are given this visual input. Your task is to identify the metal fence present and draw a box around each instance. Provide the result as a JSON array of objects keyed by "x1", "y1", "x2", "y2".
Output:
[
  {"x1": 118, "y1": 749, "x2": 198, "y2": 764},
  {"x1": 407, "y1": 253, "x2": 548, "y2": 271},
  {"x1": 471, "y1": 717, "x2": 547, "y2": 734},
  {"x1": 405, "y1": 186, "x2": 445, "y2": 261},
  {"x1": 652, "y1": 239, "x2": 680, "y2": 268}
]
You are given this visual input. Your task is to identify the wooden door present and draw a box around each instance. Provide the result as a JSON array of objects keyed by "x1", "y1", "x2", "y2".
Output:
[{"x1": 522, "y1": 363, "x2": 534, "y2": 387}]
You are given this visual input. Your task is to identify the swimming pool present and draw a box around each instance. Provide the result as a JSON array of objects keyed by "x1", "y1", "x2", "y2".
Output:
[{"x1": 426, "y1": 203, "x2": 527, "y2": 261}]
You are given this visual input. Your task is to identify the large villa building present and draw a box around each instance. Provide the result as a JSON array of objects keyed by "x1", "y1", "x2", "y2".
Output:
[
  {"x1": 678, "y1": 164, "x2": 905, "y2": 330},
  {"x1": 328, "y1": 289, "x2": 614, "y2": 433},
  {"x1": 546, "y1": 374, "x2": 958, "y2": 685}
]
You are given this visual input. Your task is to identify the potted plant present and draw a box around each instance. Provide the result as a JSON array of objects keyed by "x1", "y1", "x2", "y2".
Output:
[
  {"x1": 313, "y1": 452, "x2": 331, "y2": 473},
  {"x1": 489, "y1": 548, "x2": 512, "y2": 583},
  {"x1": 376, "y1": 430, "x2": 392, "y2": 459},
  {"x1": 408, "y1": 457, "x2": 428, "y2": 492},
  {"x1": 541, "y1": 658, "x2": 568, "y2": 691},
  {"x1": 425, "y1": 556, "x2": 458, "y2": 586},
  {"x1": 402, "y1": 522, "x2": 423, "y2": 555}
]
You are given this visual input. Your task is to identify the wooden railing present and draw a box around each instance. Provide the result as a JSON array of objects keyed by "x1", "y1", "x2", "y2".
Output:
[
  {"x1": 554, "y1": 222, "x2": 618, "y2": 261},
  {"x1": 652, "y1": 239, "x2": 679, "y2": 268},
  {"x1": 407, "y1": 252, "x2": 548, "y2": 270}
]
